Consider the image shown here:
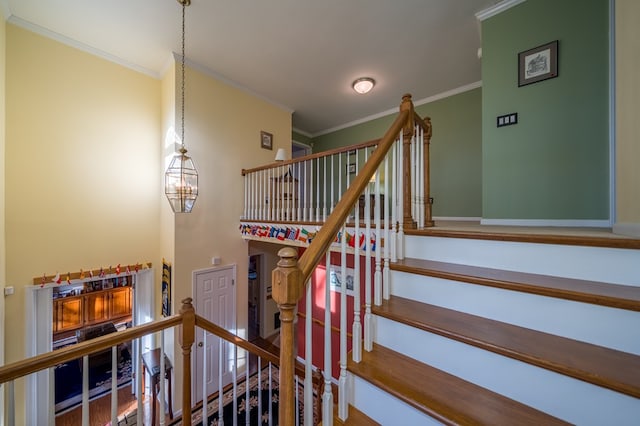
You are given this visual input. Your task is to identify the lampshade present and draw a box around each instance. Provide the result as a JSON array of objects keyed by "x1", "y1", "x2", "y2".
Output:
[
  {"x1": 165, "y1": 147, "x2": 198, "y2": 213},
  {"x1": 352, "y1": 77, "x2": 375, "y2": 94},
  {"x1": 275, "y1": 148, "x2": 287, "y2": 161}
]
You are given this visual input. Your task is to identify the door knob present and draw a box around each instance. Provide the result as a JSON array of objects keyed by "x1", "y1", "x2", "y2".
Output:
[{"x1": 198, "y1": 342, "x2": 203, "y2": 347}]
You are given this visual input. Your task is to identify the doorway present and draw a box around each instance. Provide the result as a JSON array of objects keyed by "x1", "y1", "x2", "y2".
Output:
[
  {"x1": 248, "y1": 254, "x2": 262, "y2": 341},
  {"x1": 192, "y1": 265, "x2": 237, "y2": 404}
]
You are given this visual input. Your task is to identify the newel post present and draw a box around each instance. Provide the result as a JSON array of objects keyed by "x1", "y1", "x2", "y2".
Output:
[
  {"x1": 423, "y1": 117, "x2": 435, "y2": 227},
  {"x1": 273, "y1": 247, "x2": 303, "y2": 426},
  {"x1": 400, "y1": 94, "x2": 417, "y2": 230},
  {"x1": 179, "y1": 298, "x2": 196, "y2": 426}
]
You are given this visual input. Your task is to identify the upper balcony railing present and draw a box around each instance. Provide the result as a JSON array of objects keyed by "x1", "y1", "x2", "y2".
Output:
[{"x1": 241, "y1": 94, "x2": 433, "y2": 232}]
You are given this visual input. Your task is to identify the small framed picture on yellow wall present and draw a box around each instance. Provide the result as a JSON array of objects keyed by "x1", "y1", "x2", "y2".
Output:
[{"x1": 261, "y1": 131, "x2": 273, "y2": 150}]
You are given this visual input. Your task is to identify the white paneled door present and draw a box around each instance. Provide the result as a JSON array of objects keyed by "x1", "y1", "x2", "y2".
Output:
[{"x1": 193, "y1": 265, "x2": 236, "y2": 404}]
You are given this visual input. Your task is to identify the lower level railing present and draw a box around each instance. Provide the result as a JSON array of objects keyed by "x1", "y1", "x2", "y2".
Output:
[{"x1": 0, "y1": 298, "x2": 321, "y2": 426}]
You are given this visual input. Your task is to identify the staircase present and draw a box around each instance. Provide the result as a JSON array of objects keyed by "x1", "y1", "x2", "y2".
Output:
[{"x1": 344, "y1": 226, "x2": 640, "y2": 425}]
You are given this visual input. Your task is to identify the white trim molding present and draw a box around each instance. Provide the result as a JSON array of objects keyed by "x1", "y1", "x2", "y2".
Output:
[
  {"x1": 480, "y1": 219, "x2": 611, "y2": 228},
  {"x1": 475, "y1": 0, "x2": 527, "y2": 21},
  {"x1": 433, "y1": 216, "x2": 482, "y2": 222},
  {"x1": 7, "y1": 15, "x2": 159, "y2": 78},
  {"x1": 612, "y1": 222, "x2": 640, "y2": 238},
  {"x1": 313, "y1": 81, "x2": 482, "y2": 138}
]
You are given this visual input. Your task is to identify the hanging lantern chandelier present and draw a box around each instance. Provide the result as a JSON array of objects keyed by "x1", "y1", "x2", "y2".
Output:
[{"x1": 165, "y1": 0, "x2": 198, "y2": 213}]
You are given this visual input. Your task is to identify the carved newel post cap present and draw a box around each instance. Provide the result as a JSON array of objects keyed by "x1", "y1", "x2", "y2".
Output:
[
  {"x1": 277, "y1": 247, "x2": 298, "y2": 267},
  {"x1": 273, "y1": 247, "x2": 302, "y2": 306}
]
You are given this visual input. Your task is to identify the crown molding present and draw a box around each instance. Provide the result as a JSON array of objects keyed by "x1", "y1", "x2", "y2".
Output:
[
  {"x1": 292, "y1": 127, "x2": 312, "y2": 138},
  {"x1": 312, "y1": 81, "x2": 482, "y2": 138},
  {"x1": 475, "y1": 0, "x2": 526, "y2": 21},
  {"x1": 7, "y1": 15, "x2": 160, "y2": 78}
]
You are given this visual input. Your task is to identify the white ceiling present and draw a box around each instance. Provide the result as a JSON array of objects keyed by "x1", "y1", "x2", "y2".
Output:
[{"x1": 2, "y1": 0, "x2": 498, "y2": 136}]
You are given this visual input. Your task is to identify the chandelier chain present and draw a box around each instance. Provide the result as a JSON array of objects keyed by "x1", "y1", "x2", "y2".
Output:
[{"x1": 181, "y1": 1, "x2": 186, "y2": 150}]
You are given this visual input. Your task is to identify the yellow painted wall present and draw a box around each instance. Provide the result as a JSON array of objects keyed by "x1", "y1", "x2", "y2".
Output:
[
  {"x1": 4, "y1": 22, "x2": 162, "y2": 367},
  {"x1": 615, "y1": 0, "x2": 640, "y2": 234},
  {"x1": 1, "y1": 13, "x2": 7, "y2": 373},
  {"x1": 170, "y1": 62, "x2": 291, "y2": 402}
]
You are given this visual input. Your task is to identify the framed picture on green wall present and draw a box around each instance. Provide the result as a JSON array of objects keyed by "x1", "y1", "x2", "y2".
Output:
[{"x1": 518, "y1": 40, "x2": 558, "y2": 87}]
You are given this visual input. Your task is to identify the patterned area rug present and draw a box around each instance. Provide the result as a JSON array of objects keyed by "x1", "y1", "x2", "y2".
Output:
[
  {"x1": 172, "y1": 366, "x2": 283, "y2": 426},
  {"x1": 54, "y1": 351, "x2": 132, "y2": 414}
]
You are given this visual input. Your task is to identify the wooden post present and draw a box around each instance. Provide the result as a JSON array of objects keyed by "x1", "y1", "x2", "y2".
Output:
[
  {"x1": 179, "y1": 298, "x2": 196, "y2": 426},
  {"x1": 272, "y1": 247, "x2": 303, "y2": 426},
  {"x1": 400, "y1": 94, "x2": 417, "y2": 230},
  {"x1": 423, "y1": 117, "x2": 435, "y2": 227}
]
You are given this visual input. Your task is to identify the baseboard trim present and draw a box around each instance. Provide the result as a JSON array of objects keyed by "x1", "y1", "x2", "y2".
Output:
[
  {"x1": 480, "y1": 219, "x2": 611, "y2": 228},
  {"x1": 613, "y1": 222, "x2": 640, "y2": 238},
  {"x1": 434, "y1": 216, "x2": 482, "y2": 222}
]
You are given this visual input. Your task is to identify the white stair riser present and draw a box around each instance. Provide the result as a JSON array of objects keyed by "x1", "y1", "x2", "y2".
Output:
[
  {"x1": 349, "y1": 373, "x2": 442, "y2": 426},
  {"x1": 405, "y1": 235, "x2": 640, "y2": 286},
  {"x1": 390, "y1": 270, "x2": 640, "y2": 355},
  {"x1": 375, "y1": 317, "x2": 640, "y2": 426}
]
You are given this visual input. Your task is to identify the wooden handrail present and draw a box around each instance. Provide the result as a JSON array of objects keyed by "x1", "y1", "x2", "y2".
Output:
[
  {"x1": 0, "y1": 315, "x2": 182, "y2": 384},
  {"x1": 241, "y1": 137, "x2": 381, "y2": 176}
]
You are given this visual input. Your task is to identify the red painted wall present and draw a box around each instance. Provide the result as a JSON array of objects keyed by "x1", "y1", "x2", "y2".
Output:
[{"x1": 296, "y1": 249, "x2": 374, "y2": 379}]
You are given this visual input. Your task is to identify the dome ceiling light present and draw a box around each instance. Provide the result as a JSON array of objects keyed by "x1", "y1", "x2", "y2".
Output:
[{"x1": 352, "y1": 77, "x2": 375, "y2": 94}]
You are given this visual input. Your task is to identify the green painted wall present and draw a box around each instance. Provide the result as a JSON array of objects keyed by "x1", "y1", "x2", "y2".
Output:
[
  {"x1": 482, "y1": 0, "x2": 609, "y2": 220},
  {"x1": 292, "y1": 130, "x2": 312, "y2": 146},
  {"x1": 312, "y1": 88, "x2": 482, "y2": 218}
]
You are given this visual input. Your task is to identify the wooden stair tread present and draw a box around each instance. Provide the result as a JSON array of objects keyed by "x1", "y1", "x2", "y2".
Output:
[
  {"x1": 406, "y1": 226, "x2": 640, "y2": 250},
  {"x1": 374, "y1": 296, "x2": 640, "y2": 398},
  {"x1": 348, "y1": 343, "x2": 569, "y2": 426},
  {"x1": 333, "y1": 405, "x2": 380, "y2": 425},
  {"x1": 392, "y1": 257, "x2": 640, "y2": 311}
]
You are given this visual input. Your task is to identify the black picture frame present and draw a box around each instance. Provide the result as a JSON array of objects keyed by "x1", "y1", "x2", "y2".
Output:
[
  {"x1": 260, "y1": 131, "x2": 273, "y2": 150},
  {"x1": 347, "y1": 163, "x2": 356, "y2": 174},
  {"x1": 518, "y1": 40, "x2": 558, "y2": 87}
]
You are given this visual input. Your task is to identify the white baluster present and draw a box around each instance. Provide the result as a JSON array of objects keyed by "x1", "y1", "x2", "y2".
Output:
[
  {"x1": 260, "y1": 170, "x2": 268, "y2": 221},
  {"x1": 136, "y1": 338, "x2": 143, "y2": 426},
  {"x1": 352, "y1": 149, "x2": 362, "y2": 363},
  {"x1": 243, "y1": 174, "x2": 248, "y2": 219},
  {"x1": 323, "y1": 157, "x2": 327, "y2": 221},
  {"x1": 111, "y1": 346, "x2": 118, "y2": 425},
  {"x1": 258, "y1": 357, "x2": 262, "y2": 426},
  {"x1": 418, "y1": 125, "x2": 425, "y2": 228},
  {"x1": 218, "y1": 336, "x2": 224, "y2": 425},
  {"x1": 7, "y1": 380, "x2": 15, "y2": 426},
  {"x1": 246, "y1": 350, "x2": 250, "y2": 426},
  {"x1": 232, "y1": 345, "x2": 238, "y2": 426},
  {"x1": 330, "y1": 154, "x2": 335, "y2": 215},
  {"x1": 297, "y1": 162, "x2": 303, "y2": 221},
  {"x1": 304, "y1": 278, "x2": 313, "y2": 426},
  {"x1": 201, "y1": 331, "x2": 208, "y2": 423},
  {"x1": 364, "y1": 150, "x2": 373, "y2": 352},
  {"x1": 82, "y1": 354, "x2": 89, "y2": 426},
  {"x1": 374, "y1": 168, "x2": 382, "y2": 307},
  {"x1": 339, "y1": 224, "x2": 348, "y2": 420},
  {"x1": 383, "y1": 152, "x2": 391, "y2": 301},
  {"x1": 397, "y1": 133, "x2": 405, "y2": 260},
  {"x1": 316, "y1": 157, "x2": 321, "y2": 222},
  {"x1": 322, "y1": 250, "x2": 334, "y2": 421},
  {"x1": 391, "y1": 139, "x2": 398, "y2": 263}
]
